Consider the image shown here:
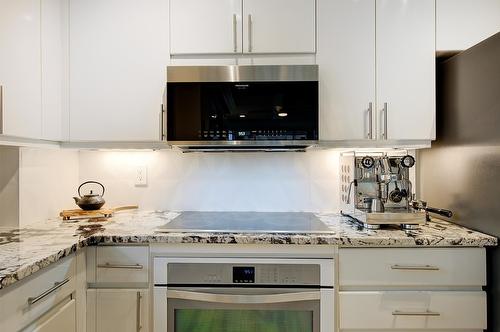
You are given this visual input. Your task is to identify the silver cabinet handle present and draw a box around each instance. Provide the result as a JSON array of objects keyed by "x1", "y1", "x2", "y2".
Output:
[
  {"x1": 392, "y1": 310, "x2": 440, "y2": 317},
  {"x1": 391, "y1": 264, "x2": 440, "y2": 271},
  {"x1": 0, "y1": 85, "x2": 3, "y2": 135},
  {"x1": 97, "y1": 263, "x2": 144, "y2": 269},
  {"x1": 247, "y1": 14, "x2": 253, "y2": 52},
  {"x1": 136, "y1": 291, "x2": 142, "y2": 331},
  {"x1": 159, "y1": 104, "x2": 165, "y2": 141},
  {"x1": 28, "y1": 278, "x2": 70, "y2": 306},
  {"x1": 380, "y1": 102, "x2": 388, "y2": 139},
  {"x1": 167, "y1": 290, "x2": 320, "y2": 304},
  {"x1": 233, "y1": 14, "x2": 238, "y2": 52},
  {"x1": 366, "y1": 102, "x2": 373, "y2": 139}
]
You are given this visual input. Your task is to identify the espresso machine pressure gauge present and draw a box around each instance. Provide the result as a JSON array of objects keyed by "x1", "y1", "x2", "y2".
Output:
[
  {"x1": 361, "y1": 156, "x2": 375, "y2": 169},
  {"x1": 400, "y1": 155, "x2": 415, "y2": 168}
]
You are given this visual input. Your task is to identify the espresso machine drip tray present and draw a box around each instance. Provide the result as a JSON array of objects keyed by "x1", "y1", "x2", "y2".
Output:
[{"x1": 341, "y1": 209, "x2": 427, "y2": 230}]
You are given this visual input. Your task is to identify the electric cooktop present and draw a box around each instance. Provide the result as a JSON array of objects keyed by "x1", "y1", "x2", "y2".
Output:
[{"x1": 156, "y1": 211, "x2": 333, "y2": 234}]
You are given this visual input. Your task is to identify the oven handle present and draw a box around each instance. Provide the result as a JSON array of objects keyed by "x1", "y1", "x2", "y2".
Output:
[{"x1": 167, "y1": 289, "x2": 320, "y2": 304}]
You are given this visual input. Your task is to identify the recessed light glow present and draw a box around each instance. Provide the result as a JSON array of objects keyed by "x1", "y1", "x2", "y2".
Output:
[
  {"x1": 278, "y1": 112, "x2": 288, "y2": 117},
  {"x1": 239, "y1": 114, "x2": 246, "y2": 118}
]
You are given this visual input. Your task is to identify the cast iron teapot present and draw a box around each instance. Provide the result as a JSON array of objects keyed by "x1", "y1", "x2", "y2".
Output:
[{"x1": 74, "y1": 181, "x2": 106, "y2": 210}]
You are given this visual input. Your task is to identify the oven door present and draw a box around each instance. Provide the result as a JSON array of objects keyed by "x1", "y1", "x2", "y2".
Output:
[{"x1": 166, "y1": 287, "x2": 321, "y2": 332}]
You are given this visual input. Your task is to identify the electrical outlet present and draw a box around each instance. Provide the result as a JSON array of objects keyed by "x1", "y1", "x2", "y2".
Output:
[{"x1": 135, "y1": 165, "x2": 148, "y2": 186}]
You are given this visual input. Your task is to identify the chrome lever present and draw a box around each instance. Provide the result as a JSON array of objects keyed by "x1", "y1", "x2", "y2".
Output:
[
  {"x1": 367, "y1": 102, "x2": 373, "y2": 139},
  {"x1": 233, "y1": 14, "x2": 238, "y2": 52},
  {"x1": 380, "y1": 102, "x2": 388, "y2": 139},
  {"x1": 393, "y1": 310, "x2": 440, "y2": 316},
  {"x1": 28, "y1": 278, "x2": 70, "y2": 306},
  {"x1": 97, "y1": 263, "x2": 144, "y2": 269},
  {"x1": 248, "y1": 14, "x2": 253, "y2": 52},
  {"x1": 136, "y1": 291, "x2": 142, "y2": 331},
  {"x1": 391, "y1": 264, "x2": 440, "y2": 271}
]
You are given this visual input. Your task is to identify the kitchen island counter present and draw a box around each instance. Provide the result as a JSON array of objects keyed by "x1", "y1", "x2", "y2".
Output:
[{"x1": 0, "y1": 210, "x2": 496, "y2": 289}]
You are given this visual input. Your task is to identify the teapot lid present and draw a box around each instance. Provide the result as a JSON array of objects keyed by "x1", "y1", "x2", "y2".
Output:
[{"x1": 78, "y1": 181, "x2": 105, "y2": 198}]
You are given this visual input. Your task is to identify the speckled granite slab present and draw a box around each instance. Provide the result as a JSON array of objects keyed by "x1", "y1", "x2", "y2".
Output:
[{"x1": 0, "y1": 210, "x2": 496, "y2": 290}]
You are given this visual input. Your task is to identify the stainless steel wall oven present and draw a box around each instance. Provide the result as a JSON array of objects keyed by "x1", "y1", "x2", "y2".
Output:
[{"x1": 154, "y1": 257, "x2": 334, "y2": 331}]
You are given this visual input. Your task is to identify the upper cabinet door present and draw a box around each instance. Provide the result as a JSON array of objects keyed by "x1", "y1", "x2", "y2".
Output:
[
  {"x1": 0, "y1": 0, "x2": 42, "y2": 139},
  {"x1": 41, "y1": 0, "x2": 67, "y2": 141},
  {"x1": 242, "y1": 0, "x2": 316, "y2": 54},
  {"x1": 317, "y1": 0, "x2": 376, "y2": 141},
  {"x1": 376, "y1": 0, "x2": 436, "y2": 141},
  {"x1": 70, "y1": 0, "x2": 169, "y2": 141},
  {"x1": 170, "y1": 0, "x2": 242, "y2": 55}
]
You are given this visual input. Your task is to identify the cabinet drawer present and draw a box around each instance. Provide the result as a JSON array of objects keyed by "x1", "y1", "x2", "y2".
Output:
[
  {"x1": 340, "y1": 291, "x2": 487, "y2": 330},
  {"x1": 339, "y1": 248, "x2": 486, "y2": 287},
  {"x1": 25, "y1": 298, "x2": 76, "y2": 332},
  {"x1": 96, "y1": 246, "x2": 149, "y2": 283},
  {"x1": 0, "y1": 255, "x2": 76, "y2": 331}
]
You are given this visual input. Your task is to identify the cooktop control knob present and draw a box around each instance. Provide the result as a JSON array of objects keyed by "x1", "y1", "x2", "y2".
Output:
[{"x1": 401, "y1": 155, "x2": 415, "y2": 168}]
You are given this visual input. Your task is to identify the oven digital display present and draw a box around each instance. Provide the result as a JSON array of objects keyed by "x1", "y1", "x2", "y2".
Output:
[{"x1": 233, "y1": 266, "x2": 255, "y2": 283}]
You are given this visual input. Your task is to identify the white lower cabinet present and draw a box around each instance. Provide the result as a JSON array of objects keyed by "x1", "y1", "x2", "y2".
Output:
[
  {"x1": 339, "y1": 291, "x2": 487, "y2": 330},
  {"x1": 86, "y1": 246, "x2": 150, "y2": 332},
  {"x1": 0, "y1": 255, "x2": 78, "y2": 332},
  {"x1": 87, "y1": 289, "x2": 149, "y2": 332},
  {"x1": 338, "y1": 248, "x2": 488, "y2": 331},
  {"x1": 25, "y1": 298, "x2": 77, "y2": 332}
]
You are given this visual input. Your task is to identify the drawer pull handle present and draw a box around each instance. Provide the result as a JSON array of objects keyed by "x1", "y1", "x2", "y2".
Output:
[
  {"x1": 391, "y1": 264, "x2": 439, "y2": 271},
  {"x1": 98, "y1": 263, "x2": 144, "y2": 270},
  {"x1": 27, "y1": 277, "x2": 70, "y2": 306},
  {"x1": 392, "y1": 310, "x2": 440, "y2": 317}
]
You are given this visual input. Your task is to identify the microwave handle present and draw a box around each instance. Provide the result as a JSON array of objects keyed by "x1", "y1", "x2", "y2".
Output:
[{"x1": 167, "y1": 289, "x2": 320, "y2": 304}]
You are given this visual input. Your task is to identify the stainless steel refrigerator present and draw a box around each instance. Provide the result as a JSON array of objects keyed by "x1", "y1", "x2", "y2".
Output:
[{"x1": 418, "y1": 32, "x2": 500, "y2": 331}]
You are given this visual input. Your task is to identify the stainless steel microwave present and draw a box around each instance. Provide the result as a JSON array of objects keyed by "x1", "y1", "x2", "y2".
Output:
[{"x1": 165, "y1": 65, "x2": 319, "y2": 152}]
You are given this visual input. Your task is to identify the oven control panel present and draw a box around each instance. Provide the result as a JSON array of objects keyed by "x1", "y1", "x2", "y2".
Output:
[{"x1": 167, "y1": 263, "x2": 321, "y2": 286}]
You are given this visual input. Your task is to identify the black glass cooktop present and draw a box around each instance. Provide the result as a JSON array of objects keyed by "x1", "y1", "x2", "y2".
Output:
[{"x1": 157, "y1": 211, "x2": 333, "y2": 234}]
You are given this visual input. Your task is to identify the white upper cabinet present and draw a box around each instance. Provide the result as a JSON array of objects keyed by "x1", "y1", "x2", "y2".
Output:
[
  {"x1": 170, "y1": 0, "x2": 315, "y2": 55},
  {"x1": 376, "y1": 0, "x2": 436, "y2": 141},
  {"x1": 318, "y1": 0, "x2": 376, "y2": 141},
  {"x1": 242, "y1": 0, "x2": 315, "y2": 54},
  {"x1": 170, "y1": 0, "x2": 242, "y2": 55},
  {"x1": 41, "y1": 0, "x2": 67, "y2": 141},
  {"x1": 0, "y1": 0, "x2": 42, "y2": 139},
  {"x1": 318, "y1": 0, "x2": 435, "y2": 142},
  {"x1": 70, "y1": 0, "x2": 169, "y2": 141},
  {"x1": 437, "y1": 0, "x2": 500, "y2": 51},
  {"x1": 0, "y1": 0, "x2": 66, "y2": 141}
]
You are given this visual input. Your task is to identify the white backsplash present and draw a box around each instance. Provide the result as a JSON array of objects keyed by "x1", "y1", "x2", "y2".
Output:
[
  {"x1": 19, "y1": 147, "x2": 79, "y2": 226},
  {"x1": 79, "y1": 150, "x2": 341, "y2": 213},
  {"x1": 0, "y1": 146, "x2": 79, "y2": 227}
]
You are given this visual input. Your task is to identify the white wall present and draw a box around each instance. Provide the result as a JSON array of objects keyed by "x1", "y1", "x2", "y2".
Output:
[
  {"x1": 78, "y1": 150, "x2": 341, "y2": 213},
  {"x1": 18, "y1": 147, "x2": 79, "y2": 226}
]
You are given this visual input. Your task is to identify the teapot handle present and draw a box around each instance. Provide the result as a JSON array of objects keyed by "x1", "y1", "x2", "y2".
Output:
[{"x1": 78, "y1": 181, "x2": 105, "y2": 197}]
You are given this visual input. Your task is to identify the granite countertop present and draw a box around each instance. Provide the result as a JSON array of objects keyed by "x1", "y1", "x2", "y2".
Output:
[{"x1": 0, "y1": 210, "x2": 497, "y2": 290}]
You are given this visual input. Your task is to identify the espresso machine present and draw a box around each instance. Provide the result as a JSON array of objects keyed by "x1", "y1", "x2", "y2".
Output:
[{"x1": 340, "y1": 152, "x2": 452, "y2": 229}]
